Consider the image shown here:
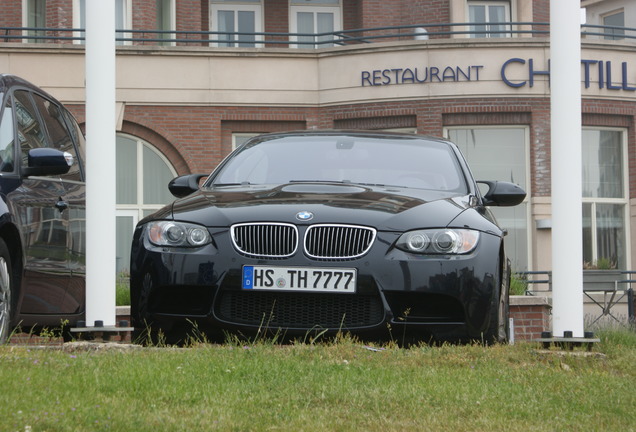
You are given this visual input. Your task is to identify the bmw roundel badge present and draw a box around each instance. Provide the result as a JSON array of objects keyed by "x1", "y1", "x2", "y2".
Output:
[{"x1": 296, "y1": 211, "x2": 314, "y2": 221}]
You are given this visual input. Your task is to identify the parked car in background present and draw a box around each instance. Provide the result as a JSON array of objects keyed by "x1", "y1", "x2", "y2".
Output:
[
  {"x1": 130, "y1": 130, "x2": 525, "y2": 345},
  {"x1": 0, "y1": 74, "x2": 86, "y2": 343}
]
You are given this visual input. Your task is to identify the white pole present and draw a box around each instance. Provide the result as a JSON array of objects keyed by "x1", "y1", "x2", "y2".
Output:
[
  {"x1": 85, "y1": 1, "x2": 116, "y2": 327},
  {"x1": 550, "y1": 0, "x2": 584, "y2": 338}
]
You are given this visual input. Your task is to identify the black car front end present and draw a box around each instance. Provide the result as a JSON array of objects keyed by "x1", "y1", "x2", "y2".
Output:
[{"x1": 130, "y1": 189, "x2": 506, "y2": 344}]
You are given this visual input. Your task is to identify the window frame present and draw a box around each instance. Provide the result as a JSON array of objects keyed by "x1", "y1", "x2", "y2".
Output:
[
  {"x1": 115, "y1": 133, "x2": 177, "y2": 213},
  {"x1": 232, "y1": 133, "x2": 259, "y2": 151},
  {"x1": 582, "y1": 127, "x2": 630, "y2": 269},
  {"x1": 602, "y1": 9, "x2": 625, "y2": 41},
  {"x1": 289, "y1": 2, "x2": 342, "y2": 49},
  {"x1": 210, "y1": 1, "x2": 264, "y2": 48},
  {"x1": 157, "y1": 0, "x2": 176, "y2": 47},
  {"x1": 382, "y1": 128, "x2": 417, "y2": 134},
  {"x1": 73, "y1": 0, "x2": 133, "y2": 45},
  {"x1": 22, "y1": 0, "x2": 47, "y2": 43},
  {"x1": 444, "y1": 125, "x2": 532, "y2": 271},
  {"x1": 115, "y1": 133, "x2": 178, "y2": 274},
  {"x1": 0, "y1": 93, "x2": 17, "y2": 173},
  {"x1": 466, "y1": 0, "x2": 512, "y2": 38}
]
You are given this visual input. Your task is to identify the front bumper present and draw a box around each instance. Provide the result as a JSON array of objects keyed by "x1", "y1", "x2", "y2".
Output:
[{"x1": 130, "y1": 228, "x2": 501, "y2": 341}]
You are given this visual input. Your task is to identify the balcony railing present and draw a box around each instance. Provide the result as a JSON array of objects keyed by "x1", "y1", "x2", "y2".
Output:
[{"x1": 1, "y1": 23, "x2": 634, "y2": 47}]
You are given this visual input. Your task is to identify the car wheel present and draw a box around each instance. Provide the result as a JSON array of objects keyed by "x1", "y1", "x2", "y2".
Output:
[
  {"x1": 132, "y1": 271, "x2": 156, "y2": 344},
  {"x1": 496, "y1": 266, "x2": 510, "y2": 343},
  {"x1": 132, "y1": 271, "x2": 188, "y2": 346},
  {"x1": 0, "y1": 239, "x2": 14, "y2": 344},
  {"x1": 484, "y1": 257, "x2": 510, "y2": 344}
]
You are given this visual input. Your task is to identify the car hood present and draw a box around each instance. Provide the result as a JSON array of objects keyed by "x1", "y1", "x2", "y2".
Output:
[{"x1": 152, "y1": 183, "x2": 493, "y2": 232}]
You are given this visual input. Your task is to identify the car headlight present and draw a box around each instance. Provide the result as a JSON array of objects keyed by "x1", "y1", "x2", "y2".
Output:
[
  {"x1": 396, "y1": 229, "x2": 480, "y2": 254},
  {"x1": 147, "y1": 221, "x2": 211, "y2": 247}
]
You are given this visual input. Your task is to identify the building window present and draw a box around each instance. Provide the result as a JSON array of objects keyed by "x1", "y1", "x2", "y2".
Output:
[
  {"x1": 232, "y1": 133, "x2": 258, "y2": 151},
  {"x1": 210, "y1": 1, "x2": 263, "y2": 48},
  {"x1": 383, "y1": 128, "x2": 417, "y2": 134},
  {"x1": 582, "y1": 128, "x2": 628, "y2": 269},
  {"x1": 115, "y1": 134, "x2": 177, "y2": 274},
  {"x1": 157, "y1": 0, "x2": 176, "y2": 46},
  {"x1": 468, "y1": 1, "x2": 511, "y2": 38},
  {"x1": 74, "y1": 0, "x2": 132, "y2": 45},
  {"x1": 24, "y1": 0, "x2": 46, "y2": 43},
  {"x1": 290, "y1": 0, "x2": 341, "y2": 48},
  {"x1": 446, "y1": 127, "x2": 529, "y2": 271},
  {"x1": 603, "y1": 10, "x2": 625, "y2": 41}
]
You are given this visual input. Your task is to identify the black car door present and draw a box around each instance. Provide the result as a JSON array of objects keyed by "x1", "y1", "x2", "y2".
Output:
[
  {"x1": 55, "y1": 107, "x2": 86, "y2": 314},
  {"x1": 9, "y1": 89, "x2": 73, "y2": 314}
]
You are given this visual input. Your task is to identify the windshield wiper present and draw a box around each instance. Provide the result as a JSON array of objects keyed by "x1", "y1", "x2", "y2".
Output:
[
  {"x1": 289, "y1": 179, "x2": 351, "y2": 184},
  {"x1": 352, "y1": 182, "x2": 412, "y2": 188},
  {"x1": 212, "y1": 181, "x2": 252, "y2": 187},
  {"x1": 289, "y1": 180, "x2": 412, "y2": 188}
]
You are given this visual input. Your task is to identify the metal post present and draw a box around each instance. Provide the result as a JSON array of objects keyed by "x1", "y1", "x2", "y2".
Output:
[
  {"x1": 550, "y1": 0, "x2": 584, "y2": 337},
  {"x1": 85, "y1": 1, "x2": 116, "y2": 328},
  {"x1": 628, "y1": 288, "x2": 634, "y2": 325}
]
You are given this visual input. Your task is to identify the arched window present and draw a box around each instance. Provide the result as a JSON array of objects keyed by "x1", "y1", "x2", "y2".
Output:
[{"x1": 116, "y1": 133, "x2": 177, "y2": 274}]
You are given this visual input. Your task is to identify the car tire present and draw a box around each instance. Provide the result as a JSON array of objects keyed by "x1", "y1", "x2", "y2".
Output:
[
  {"x1": 484, "y1": 256, "x2": 510, "y2": 345},
  {"x1": 0, "y1": 239, "x2": 14, "y2": 344},
  {"x1": 132, "y1": 271, "x2": 157, "y2": 345},
  {"x1": 497, "y1": 262, "x2": 511, "y2": 343}
]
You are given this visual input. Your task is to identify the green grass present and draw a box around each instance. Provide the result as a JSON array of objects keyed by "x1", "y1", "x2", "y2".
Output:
[
  {"x1": 1, "y1": 331, "x2": 635, "y2": 431},
  {"x1": 116, "y1": 274, "x2": 130, "y2": 306},
  {"x1": 510, "y1": 272, "x2": 528, "y2": 295}
]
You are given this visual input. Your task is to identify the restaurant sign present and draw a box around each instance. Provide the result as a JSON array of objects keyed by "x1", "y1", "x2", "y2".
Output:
[{"x1": 361, "y1": 58, "x2": 636, "y2": 91}]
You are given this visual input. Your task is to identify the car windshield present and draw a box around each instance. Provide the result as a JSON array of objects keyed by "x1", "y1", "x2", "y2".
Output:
[{"x1": 209, "y1": 135, "x2": 469, "y2": 193}]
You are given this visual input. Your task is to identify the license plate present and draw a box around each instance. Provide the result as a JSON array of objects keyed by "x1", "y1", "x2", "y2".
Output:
[{"x1": 242, "y1": 266, "x2": 357, "y2": 293}]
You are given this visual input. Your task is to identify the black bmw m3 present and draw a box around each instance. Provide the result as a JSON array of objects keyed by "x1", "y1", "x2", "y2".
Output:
[{"x1": 130, "y1": 130, "x2": 525, "y2": 344}]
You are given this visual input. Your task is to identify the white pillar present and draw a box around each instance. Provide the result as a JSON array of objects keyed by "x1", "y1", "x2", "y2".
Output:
[
  {"x1": 550, "y1": 0, "x2": 584, "y2": 337},
  {"x1": 85, "y1": 1, "x2": 116, "y2": 327}
]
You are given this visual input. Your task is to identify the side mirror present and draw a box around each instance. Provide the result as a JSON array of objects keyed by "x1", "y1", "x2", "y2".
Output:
[
  {"x1": 168, "y1": 173, "x2": 208, "y2": 198},
  {"x1": 478, "y1": 181, "x2": 526, "y2": 207},
  {"x1": 21, "y1": 148, "x2": 72, "y2": 177}
]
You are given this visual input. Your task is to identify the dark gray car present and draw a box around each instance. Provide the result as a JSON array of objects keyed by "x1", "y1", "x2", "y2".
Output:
[{"x1": 0, "y1": 74, "x2": 86, "y2": 343}]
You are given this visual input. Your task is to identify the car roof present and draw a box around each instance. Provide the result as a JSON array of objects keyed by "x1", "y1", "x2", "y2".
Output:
[
  {"x1": 248, "y1": 129, "x2": 453, "y2": 145},
  {"x1": 0, "y1": 74, "x2": 57, "y2": 100}
]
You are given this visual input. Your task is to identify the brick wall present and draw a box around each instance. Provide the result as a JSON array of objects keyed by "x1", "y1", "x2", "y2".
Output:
[
  {"x1": 133, "y1": 0, "x2": 157, "y2": 34},
  {"x1": 177, "y1": 0, "x2": 203, "y2": 44},
  {"x1": 533, "y1": 0, "x2": 550, "y2": 23},
  {"x1": 509, "y1": 296, "x2": 551, "y2": 341},
  {"x1": 334, "y1": 115, "x2": 417, "y2": 130},
  {"x1": 357, "y1": 0, "x2": 449, "y2": 41},
  {"x1": 403, "y1": 0, "x2": 449, "y2": 24},
  {"x1": 264, "y1": 0, "x2": 288, "y2": 46},
  {"x1": 47, "y1": 0, "x2": 73, "y2": 30},
  {"x1": 200, "y1": 0, "x2": 209, "y2": 32},
  {"x1": 0, "y1": 1, "x2": 21, "y2": 29},
  {"x1": 402, "y1": 0, "x2": 450, "y2": 39},
  {"x1": 532, "y1": 0, "x2": 550, "y2": 35},
  {"x1": 343, "y1": 0, "x2": 362, "y2": 31}
]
